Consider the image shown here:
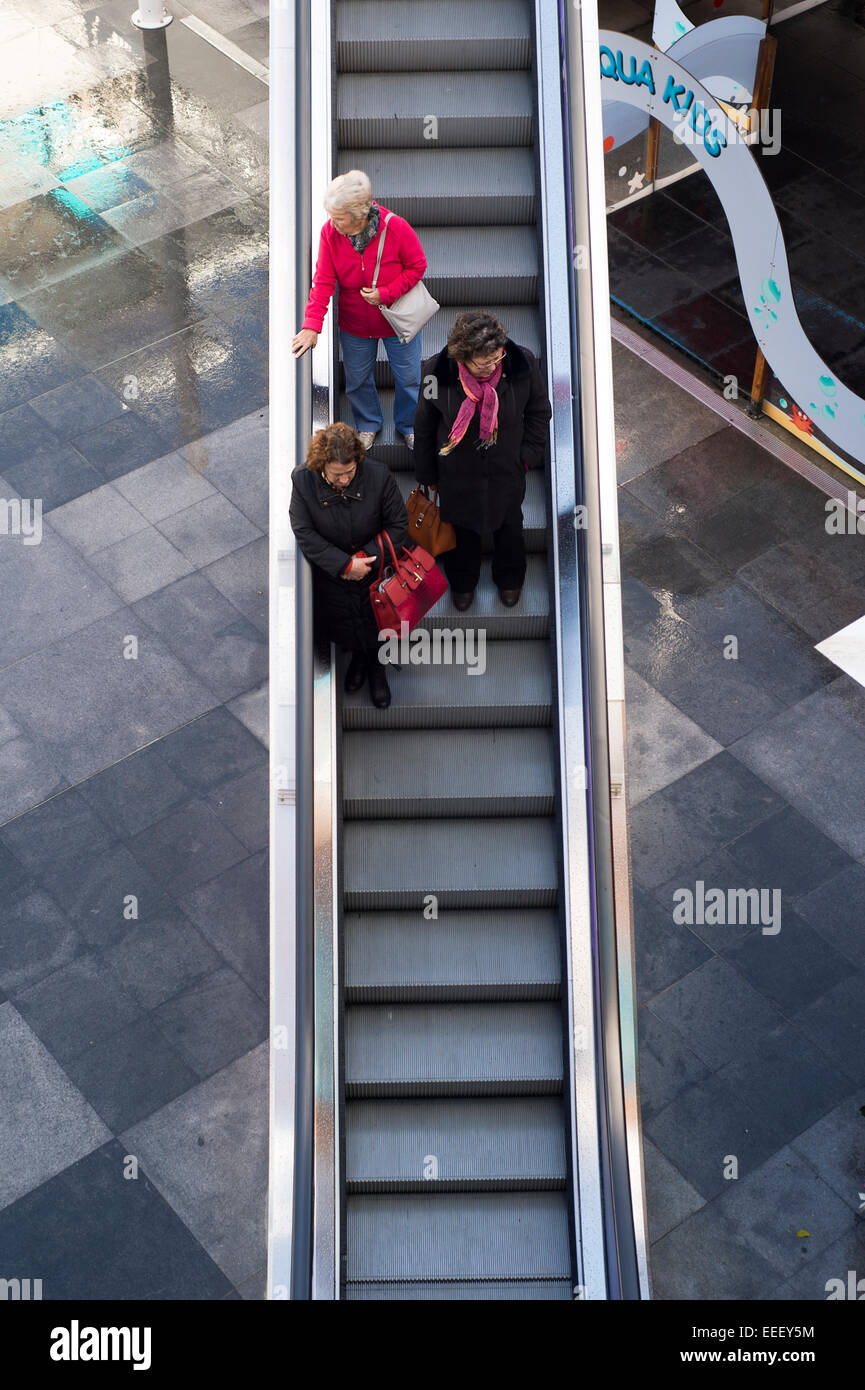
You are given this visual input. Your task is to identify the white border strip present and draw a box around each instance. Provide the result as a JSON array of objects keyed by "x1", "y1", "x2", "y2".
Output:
[{"x1": 181, "y1": 13, "x2": 270, "y2": 85}]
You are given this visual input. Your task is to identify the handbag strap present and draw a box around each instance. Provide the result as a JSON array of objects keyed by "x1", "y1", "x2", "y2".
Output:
[{"x1": 370, "y1": 213, "x2": 394, "y2": 290}]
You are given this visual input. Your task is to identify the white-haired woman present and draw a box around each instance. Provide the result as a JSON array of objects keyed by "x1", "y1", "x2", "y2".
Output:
[{"x1": 291, "y1": 169, "x2": 427, "y2": 450}]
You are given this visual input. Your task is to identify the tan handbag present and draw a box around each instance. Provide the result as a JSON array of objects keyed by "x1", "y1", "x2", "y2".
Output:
[
  {"x1": 370, "y1": 213, "x2": 439, "y2": 344},
  {"x1": 405, "y1": 484, "x2": 457, "y2": 556}
]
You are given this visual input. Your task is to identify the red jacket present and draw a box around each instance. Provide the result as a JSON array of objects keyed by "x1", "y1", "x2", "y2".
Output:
[{"x1": 302, "y1": 204, "x2": 427, "y2": 339}]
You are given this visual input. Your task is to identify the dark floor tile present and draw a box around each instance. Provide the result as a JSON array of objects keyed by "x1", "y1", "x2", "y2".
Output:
[
  {"x1": 795, "y1": 862, "x2": 865, "y2": 970},
  {"x1": 685, "y1": 490, "x2": 792, "y2": 571},
  {"x1": 606, "y1": 225, "x2": 649, "y2": 280},
  {"x1": 629, "y1": 791, "x2": 723, "y2": 891},
  {"x1": 793, "y1": 287, "x2": 865, "y2": 361},
  {"x1": 717, "y1": 1022, "x2": 856, "y2": 1147},
  {"x1": 649, "y1": 955, "x2": 787, "y2": 1070},
  {"x1": 739, "y1": 536, "x2": 861, "y2": 626},
  {"x1": 624, "y1": 622, "x2": 784, "y2": 746},
  {"x1": 40, "y1": 844, "x2": 174, "y2": 948},
  {"x1": 127, "y1": 799, "x2": 248, "y2": 898},
  {"x1": 792, "y1": 974, "x2": 865, "y2": 1083},
  {"x1": 132, "y1": 572, "x2": 267, "y2": 702},
  {"x1": 0, "y1": 402, "x2": 65, "y2": 468},
  {"x1": 633, "y1": 882, "x2": 712, "y2": 1003},
  {"x1": 205, "y1": 766, "x2": 268, "y2": 854},
  {"x1": 654, "y1": 845, "x2": 774, "y2": 953},
  {"x1": 774, "y1": 168, "x2": 865, "y2": 251},
  {"x1": 644, "y1": 1072, "x2": 784, "y2": 1200},
  {"x1": 76, "y1": 743, "x2": 193, "y2": 839},
  {"x1": 14, "y1": 953, "x2": 143, "y2": 1063},
  {"x1": 657, "y1": 224, "x2": 739, "y2": 293},
  {"x1": 63, "y1": 1016, "x2": 200, "y2": 1133},
  {"x1": 650, "y1": 1203, "x2": 782, "y2": 1300},
  {"x1": 701, "y1": 334, "x2": 760, "y2": 392},
  {"x1": 786, "y1": 234, "x2": 865, "y2": 301},
  {"x1": 28, "y1": 375, "x2": 127, "y2": 438},
  {"x1": 213, "y1": 289, "x2": 268, "y2": 356},
  {"x1": 152, "y1": 966, "x2": 267, "y2": 1079},
  {"x1": 99, "y1": 907, "x2": 222, "y2": 1013},
  {"x1": 0, "y1": 1140, "x2": 232, "y2": 1299},
  {"x1": 180, "y1": 851, "x2": 267, "y2": 1000},
  {"x1": 140, "y1": 202, "x2": 268, "y2": 314},
  {"x1": 70, "y1": 410, "x2": 171, "y2": 478},
  {"x1": 155, "y1": 706, "x2": 267, "y2": 795},
  {"x1": 4, "y1": 444, "x2": 101, "y2": 511},
  {"x1": 0, "y1": 890, "x2": 83, "y2": 996},
  {"x1": 713, "y1": 275, "x2": 746, "y2": 317},
  {"x1": 0, "y1": 303, "x2": 84, "y2": 413},
  {"x1": 0, "y1": 842, "x2": 34, "y2": 906},
  {"x1": 662, "y1": 171, "x2": 727, "y2": 228},
  {"x1": 652, "y1": 291, "x2": 751, "y2": 362},
  {"x1": 722, "y1": 908, "x2": 854, "y2": 1013},
  {"x1": 740, "y1": 469, "x2": 834, "y2": 541},
  {"x1": 660, "y1": 752, "x2": 784, "y2": 846},
  {"x1": 20, "y1": 246, "x2": 199, "y2": 371},
  {"x1": 725, "y1": 805, "x2": 850, "y2": 901},
  {"x1": 202, "y1": 537, "x2": 267, "y2": 633},
  {"x1": 96, "y1": 317, "x2": 267, "y2": 451},
  {"x1": 0, "y1": 190, "x2": 126, "y2": 296},
  {"x1": 622, "y1": 530, "x2": 724, "y2": 600},
  {"x1": 672, "y1": 580, "x2": 836, "y2": 706},
  {"x1": 608, "y1": 192, "x2": 705, "y2": 252},
  {"x1": 637, "y1": 1006, "x2": 710, "y2": 1123},
  {"x1": 625, "y1": 427, "x2": 774, "y2": 521},
  {"x1": 0, "y1": 788, "x2": 117, "y2": 872},
  {"x1": 612, "y1": 261, "x2": 701, "y2": 321}
]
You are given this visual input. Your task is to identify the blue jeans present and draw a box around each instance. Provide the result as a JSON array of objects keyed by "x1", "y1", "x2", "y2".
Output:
[{"x1": 339, "y1": 329, "x2": 422, "y2": 435}]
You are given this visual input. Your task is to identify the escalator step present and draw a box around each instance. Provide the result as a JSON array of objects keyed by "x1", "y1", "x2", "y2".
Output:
[
  {"x1": 344, "y1": 815, "x2": 558, "y2": 908},
  {"x1": 336, "y1": 148, "x2": 536, "y2": 225},
  {"x1": 345, "y1": 1096, "x2": 567, "y2": 1189},
  {"x1": 344, "y1": 908, "x2": 561, "y2": 1001},
  {"x1": 337, "y1": 72, "x2": 533, "y2": 149},
  {"x1": 341, "y1": 638, "x2": 552, "y2": 730},
  {"x1": 343, "y1": 727, "x2": 555, "y2": 819},
  {"x1": 346, "y1": 1278, "x2": 573, "y2": 1300},
  {"x1": 414, "y1": 555, "x2": 550, "y2": 640},
  {"x1": 345, "y1": 1191, "x2": 571, "y2": 1281},
  {"x1": 344, "y1": 1000, "x2": 564, "y2": 1095},
  {"x1": 335, "y1": 0, "x2": 532, "y2": 74}
]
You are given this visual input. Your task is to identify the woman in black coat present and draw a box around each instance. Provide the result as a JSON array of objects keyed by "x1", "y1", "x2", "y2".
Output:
[
  {"x1": 413, "y1": 310, "x2": 552, "y2": 610},
  {"x1": 289, "y1": 422, "x2": 408, "y2": 707}
]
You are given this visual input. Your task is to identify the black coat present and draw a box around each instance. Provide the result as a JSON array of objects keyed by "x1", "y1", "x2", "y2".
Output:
[
  {"x1": 289, "y1": 454, "x2": 409, "y2": 651},
  {"x1": 413, "y1": 339, "x2": 552, "y2": 532}
]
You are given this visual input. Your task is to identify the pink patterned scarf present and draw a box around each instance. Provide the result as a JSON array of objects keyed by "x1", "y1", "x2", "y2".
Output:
[{"x1": 439, "y1": 359, "x2": 502, "y2": 455}]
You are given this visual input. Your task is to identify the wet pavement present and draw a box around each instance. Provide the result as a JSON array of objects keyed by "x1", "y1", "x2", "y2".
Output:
[
  {"x1": 0, "y1": 0, "x2": 269, "y2": 1300},
  {"x1": 615, "y1": 338, "x2": 865, "y2": 1300}
]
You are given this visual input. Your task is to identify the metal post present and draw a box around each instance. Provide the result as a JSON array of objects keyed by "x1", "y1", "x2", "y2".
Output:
[{"x1": 131, "y1": 0, "x2": 172, "y2": 30}]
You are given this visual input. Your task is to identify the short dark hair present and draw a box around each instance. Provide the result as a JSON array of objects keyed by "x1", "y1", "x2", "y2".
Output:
[
  {"x1": 306, "y1": 421, "x2": 365, "y2": 472},
  {"x1": 447, "y1": 310, "x2": 508, "y2": 363}
]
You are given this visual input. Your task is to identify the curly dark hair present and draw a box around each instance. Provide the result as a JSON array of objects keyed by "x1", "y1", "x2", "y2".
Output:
[
  {"x1": 306, "y1": 421, "x2": 366, "y2": 472},
  {"x1": 447, "y1": 310, "x2": 508, "y2": 363}
]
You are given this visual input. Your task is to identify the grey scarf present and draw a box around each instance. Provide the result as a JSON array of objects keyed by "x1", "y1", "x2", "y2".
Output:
[{"x1": 347, "y1": 202, "x2": 380, "y2": 254}]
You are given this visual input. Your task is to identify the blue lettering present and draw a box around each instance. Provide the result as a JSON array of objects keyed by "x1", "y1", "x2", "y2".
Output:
[
  {"x1": 703, "y1": 127, "x2": 728, "y2": 158},
  {"x1": 636, "y1": 59, "x2": 655, "y2": 94},
  {"x1": 689, "y1": 101, "x2": 710, "y2": 137},
  {"x1": 617, "y1": 51, "x2": 639, "y2": 84},
  {"x1": 662, "y1": 75, "x2": 688, "y2": 111},
  {"x1": 599, "y1": 46, "x2": 618, "y2": 80}
]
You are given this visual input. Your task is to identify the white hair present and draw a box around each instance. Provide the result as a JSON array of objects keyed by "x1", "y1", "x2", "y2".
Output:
[{"x1": 323, "y1": 169, "x2": 373, "y2": 218}]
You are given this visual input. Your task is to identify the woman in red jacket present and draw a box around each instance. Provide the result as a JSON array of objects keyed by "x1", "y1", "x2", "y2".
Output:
[{"x1": 292, "y1": 169, "x2": 428, "y2": 451}]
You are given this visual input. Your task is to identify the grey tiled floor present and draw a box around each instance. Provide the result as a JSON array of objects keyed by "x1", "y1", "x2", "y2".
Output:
[
  {"x1": 0, "y1": 0, "x2": 268, "y2": 1299},
  {"x1": 616, "y1": 340, "x2": 865, "y2": 1300}
]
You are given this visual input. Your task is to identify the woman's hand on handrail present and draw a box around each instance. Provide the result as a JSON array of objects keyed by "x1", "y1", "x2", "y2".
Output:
[{"x1": 292, "y1": 328, "x2": 319, "y2": 358}]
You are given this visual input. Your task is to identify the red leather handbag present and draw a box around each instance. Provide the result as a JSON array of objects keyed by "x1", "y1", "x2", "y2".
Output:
[{"x1": 368, "y1": 530, "x2": 447, "y2": 633}]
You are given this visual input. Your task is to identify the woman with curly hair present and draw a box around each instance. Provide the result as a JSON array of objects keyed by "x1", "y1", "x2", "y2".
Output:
[
  {"x1": 289, "y1": 422, "x2": 408, "y2": 708},
  {"x1": 413, "y1": 310, "x2": 552, "y2": 611}
]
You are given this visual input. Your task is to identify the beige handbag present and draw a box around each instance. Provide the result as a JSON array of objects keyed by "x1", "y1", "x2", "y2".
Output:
[{"x1": 370, "y1": 213, "x2": 439, "y2": 343}]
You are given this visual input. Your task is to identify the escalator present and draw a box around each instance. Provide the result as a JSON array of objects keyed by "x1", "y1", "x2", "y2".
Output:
[
  {"x1": 335, "y1": 0, "x2": 572, "y2": 1299},
  {"x1": 270, "y1": 0, "x2": 649, "y2": 1301}
]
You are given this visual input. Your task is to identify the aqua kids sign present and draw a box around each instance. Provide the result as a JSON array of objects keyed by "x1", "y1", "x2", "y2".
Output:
[
  {"x1": 598, "y1": 31, "x2": 865, "y2": 465},
  {"x1": 599, "y1": 45, "x2": 727, "y2": 157}
]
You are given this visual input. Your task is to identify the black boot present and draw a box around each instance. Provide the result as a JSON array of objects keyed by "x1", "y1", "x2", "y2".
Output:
[
  {"x1": 366, "y1": 649, "x2": 391, "y2": 709},
  {"x1": 344, "y1": 650, "x2": 367, "y2": 693}
]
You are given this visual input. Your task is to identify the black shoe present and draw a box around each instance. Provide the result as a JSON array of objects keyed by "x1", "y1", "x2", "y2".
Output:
[
  {"x1": 344, "y1": 650, "x2": 367, "y2": 693},
  {"x1": 367, "y1": 658, "x2": 391, "y2": 709},
  {"x1": 451, "y1": 590, "x2": 475, "y2": 612},
  {"x1": 498, "y1": 588, "x2": 522, "y2": 607}
]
